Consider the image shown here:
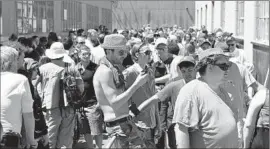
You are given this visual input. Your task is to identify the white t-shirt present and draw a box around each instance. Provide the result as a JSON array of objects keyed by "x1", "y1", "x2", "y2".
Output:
[
  {"x1": 169, "y1": 55, "x2": 184, "y2": 80},
  {"x1": 149, "y1": 44, "x2": 161, "y2": 63},
  {"x1": 173, "y1": 79, "x2": 238, "y2": 148},
  {"x1": 90, "y1": 45, "x2": 106, "y2": 65},
  {"x1": 85, "y1": 39, "x2": 94, "y2": 50},
  {"x1": 1, "y1": 72, "x2": 33, "y2": 133}
]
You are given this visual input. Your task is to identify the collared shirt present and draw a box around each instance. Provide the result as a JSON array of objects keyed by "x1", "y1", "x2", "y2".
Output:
[{"x1": 123, "y1": 63, "x2": 157, "y2": 128}]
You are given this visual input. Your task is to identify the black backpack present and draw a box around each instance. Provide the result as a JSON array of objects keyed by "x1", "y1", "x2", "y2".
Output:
[{"x1": 61, "y1": 63, "x2": 82, "y2": 109}]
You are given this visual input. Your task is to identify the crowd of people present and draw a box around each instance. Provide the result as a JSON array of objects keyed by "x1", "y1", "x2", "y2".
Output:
[{"x1": 0, "y1": 23, "x2": 269, "y2": 149}]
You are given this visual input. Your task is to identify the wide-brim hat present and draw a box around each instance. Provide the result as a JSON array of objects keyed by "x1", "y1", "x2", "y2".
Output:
[
  {"x1": 101, "y1": 34, "x2": 127, "y2": 50},
  {"x1": 45, "y1": 42, "x2": 74, "y2": 64}
]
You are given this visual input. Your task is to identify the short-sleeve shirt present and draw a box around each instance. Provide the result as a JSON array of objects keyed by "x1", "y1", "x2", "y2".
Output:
[
  {"x1": 123, "y1": 63, "x2": 157, "y2": 128},
  {"x1": 173, "y1": 79, "x2": 238, "y2": 148},
  {"x1": 221, "y1": 62, "x2": 256, "y2": 119},
  {"x1": 156, "y1": 79, "x2": 185, "y2": 110},
  {"x1": 1, "y1": 72, "x2": 33, "y2": 133},
  {"x1": 39, "y1": 62, "x2": 82, "y2": 109}
]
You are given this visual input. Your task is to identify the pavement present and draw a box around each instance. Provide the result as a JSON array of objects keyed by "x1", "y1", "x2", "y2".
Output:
[{"x1": 73, "y1": 133, "x2": 111, "y2": 149}]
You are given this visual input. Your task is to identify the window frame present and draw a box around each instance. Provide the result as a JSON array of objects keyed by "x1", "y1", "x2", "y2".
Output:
[
  {"x1": 16, "y1": 0, "x2": 54, "y2": 35},
  {"x1": 255, "y1": 1, "x2": 269, "y2": 44},
  {"x1": 236, "y1": 1, "x2": 245, "y2": 37}
]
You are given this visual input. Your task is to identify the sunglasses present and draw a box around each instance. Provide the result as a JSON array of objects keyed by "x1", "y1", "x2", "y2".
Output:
[
  {"x1": 140, "y1": 50, "x2": 152, "y2": 56},
  {"x1": 78, "y1": 41, "x2": 85, "y2": 44},
  {"x1": 213, "y1": 63, "x2": 230, "y2": 71},
  {"x1": 227, "y1": 44, "x2": 235, "y2": 47}
]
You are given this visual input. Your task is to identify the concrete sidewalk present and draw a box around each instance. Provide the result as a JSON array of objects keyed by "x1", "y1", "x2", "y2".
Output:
[{"x1": 73, "y1": 133, "x2": 110, "y2": 149}]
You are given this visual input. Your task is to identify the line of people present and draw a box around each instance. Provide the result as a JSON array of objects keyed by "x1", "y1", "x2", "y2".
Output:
[{"x1": 0, "y1": 24, "x2": 269, "y2": 149}]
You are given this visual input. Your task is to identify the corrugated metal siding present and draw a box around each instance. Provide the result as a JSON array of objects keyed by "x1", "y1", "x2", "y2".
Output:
[{"x1": 253, "y1": 44, "x2": 270, "y2": 88}]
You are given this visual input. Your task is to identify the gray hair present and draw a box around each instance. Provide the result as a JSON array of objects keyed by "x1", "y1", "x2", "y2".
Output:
[{"x1": 1, "y1": 46, "x2": 18, "y2": 72}]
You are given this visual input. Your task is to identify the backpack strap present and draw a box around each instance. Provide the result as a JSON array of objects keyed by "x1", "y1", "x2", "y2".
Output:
[{"x1": 64, "y1": 63, "x2": 69, "y2": 75}]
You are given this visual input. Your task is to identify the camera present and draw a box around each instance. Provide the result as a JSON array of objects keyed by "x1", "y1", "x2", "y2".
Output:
[{"x1": 0, "y1": 130, "x2": 21, "y2": 148}]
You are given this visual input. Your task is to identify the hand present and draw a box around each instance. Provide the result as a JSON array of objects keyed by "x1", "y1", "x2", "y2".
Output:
[
  {"x1": 129, "y1": 110, "x2": 136, "y2": 118},
  {"x1": 41, "y1": 135, "x2": 49, "y2": 147},
  {"x1": 135, "y1": 72, "x2": 149, "y2": 87}
]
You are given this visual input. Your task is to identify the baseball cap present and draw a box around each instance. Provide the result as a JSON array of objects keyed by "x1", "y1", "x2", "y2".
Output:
[
  {"x1": 179, "y1": 56, "x2": 196, "y2": 66},
  {"x1": 155, "y1": 37, "x2": 168, "y2": 49},
  {"x1": 155, "y1": 37, "x2": 168, "y2": 48},
  {"x1": 199, "y1": 38, "x2": 211, "y2": 47},
  {"x1": 226, "y1": 36, "x2": 236, "y2": 43},
  {"x1": 145, "y1": 33, "x2": 154, "y2": 39},
  {"x1": 198, "y1": 48, "x2": 229, "y2": 61}
]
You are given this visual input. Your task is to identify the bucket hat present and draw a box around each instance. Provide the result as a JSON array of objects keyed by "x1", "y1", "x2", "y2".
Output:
[
  {"x1": 101, "y1": 34, "x2": 127, "y2": 50},
  {"x1": 45, "y1": 42, "x2": 74, "y2": 63}
]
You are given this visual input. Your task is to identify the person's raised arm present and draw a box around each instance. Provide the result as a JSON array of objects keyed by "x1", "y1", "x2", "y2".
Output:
[
  {"x1": 243, "y1": 89, "x2": 267, "y2": 148},
  {"x1": 96, "y1": 66, "x2": 149, "y2": 109},
  {"x1": 155, "y1": 74, "x2": 170, "y2": 84},
  {"x1": 137, "y1": 81, "x2": 174, "y2": 113}
]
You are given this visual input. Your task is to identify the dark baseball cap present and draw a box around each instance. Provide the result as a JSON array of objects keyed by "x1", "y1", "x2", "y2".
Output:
[
  {"x1": 179, "y1": 56, "x2": 196, "y2": 65},
  {"x1": 226, "y1": 36, "x2": 236, "y2": 43}
]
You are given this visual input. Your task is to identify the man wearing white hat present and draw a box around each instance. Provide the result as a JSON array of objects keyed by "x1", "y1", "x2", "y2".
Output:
[
  {"x1": 93, "y1": 34, "x2": 150, "y2": 148},
  {"x1": 37, "y1": 42, "x2": 84, "y2": 148}
]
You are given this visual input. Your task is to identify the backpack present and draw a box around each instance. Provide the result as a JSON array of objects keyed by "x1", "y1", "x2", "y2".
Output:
[{"x1": 61, "y1": 63, "x2": 82, "y2": 109}]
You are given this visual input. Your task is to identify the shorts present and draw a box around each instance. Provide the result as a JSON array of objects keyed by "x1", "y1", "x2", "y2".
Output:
[{"x1": 84, "y1": 104, "x2": 104, "y2": 135}]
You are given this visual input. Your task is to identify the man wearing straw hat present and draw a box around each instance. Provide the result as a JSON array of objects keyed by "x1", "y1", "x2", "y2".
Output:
[
  {"x1": 37, "y1": 42, "x2": 84, "y2": 148},
  {"x1": 93, "y1": 34, "x2": 150, "y2": 148}
]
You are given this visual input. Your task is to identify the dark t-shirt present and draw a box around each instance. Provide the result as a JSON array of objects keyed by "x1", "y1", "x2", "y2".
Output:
[
  {"x1": 77, "y1": 61, "x2": 98, "y2": 107},
  {"x1": 25, "y1": 50, "x2": 41, "y2": 62}
]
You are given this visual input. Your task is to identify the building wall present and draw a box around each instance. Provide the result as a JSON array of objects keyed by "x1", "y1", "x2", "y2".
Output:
[
  {"x1": 1, "y1": 0, "x2": 112, "y2": 42},
  {"x1": 195, "y1": 1, "x2": 269, "y2": 86},
  {"x1": 112, "y1": 1, "x2": 195, "y2": 30}
]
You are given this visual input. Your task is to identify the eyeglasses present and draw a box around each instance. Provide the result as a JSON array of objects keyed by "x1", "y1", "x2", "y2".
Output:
[
  {"x1": 140, "y1": 50, "x2": 152, "y2": 56},
  {"x1": 227, "y1": 44, "x2": 235, "y2": 47},
  {"x1": 78, "y1": 41, "x2": 85, "y2": 45},
  {"x1": 213, "y1": 63, "x2": 230, "y2": 71}
]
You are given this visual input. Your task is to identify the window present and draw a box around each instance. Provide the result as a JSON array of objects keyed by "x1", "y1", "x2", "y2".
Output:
[
  {"x1": 236, "y1": 1, "x2": 245, "y2": 36},
  {"x1": 255, "y1": 1, "x2": 269, "y2": 43},
  {"x1": 196, "y1": 9, "x2": 199, "y2": 28},
  {"x1": 16, "y1": 1, "x2": 54, "y2": 34},
  {"x1": 0, "y1": 1, "x2": 2, "y2": 35},
  {"x1": 102, "y1": 8, "x2": 112, "y2": 30},
  {"x1": 211, "y1": 1, "x2": 215, "y2": 32},
  {"x1": 221, "y1": 1, "x2": 225, "y2": 29},
  {"x1": 87, "y1": 4, "x2": 99, "y2": 30},
  {"x1": 62, "y1": 0, "x2": 82, "y2": 31},
  {"x1": 205, "y1": 5, "x2": 208, "y2": 27},
  {"x1": 200, "y1": 8, "x2": 203, "y2": 27}
]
